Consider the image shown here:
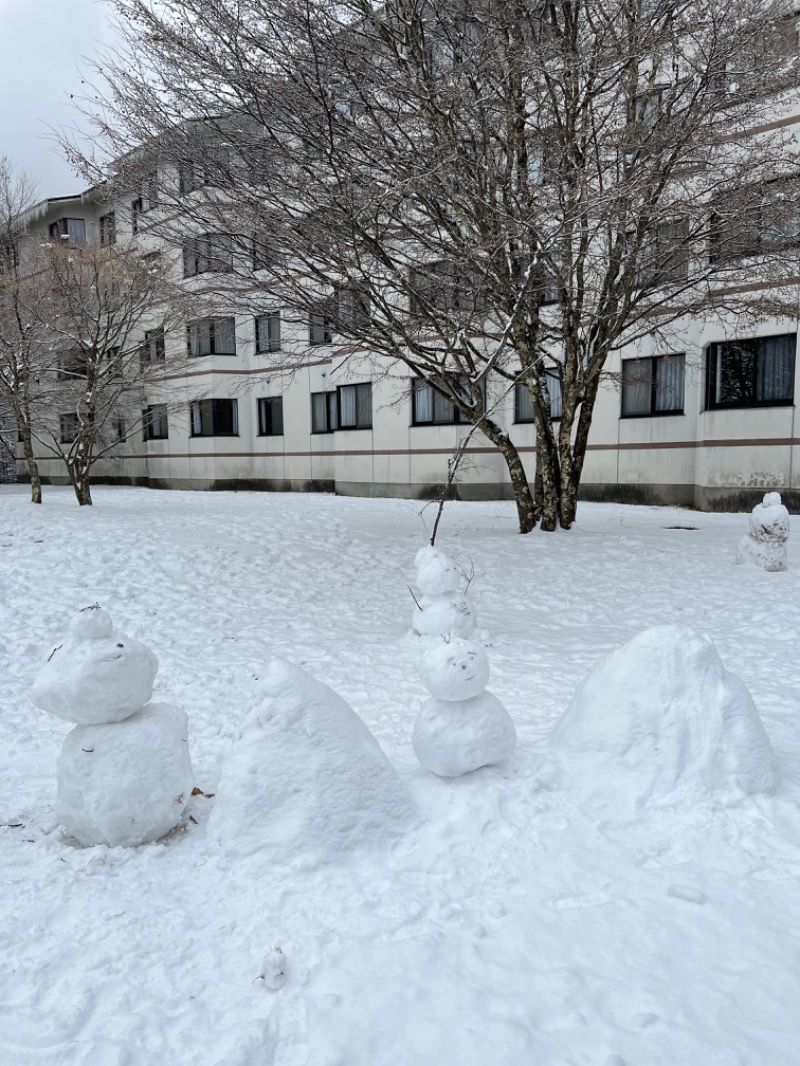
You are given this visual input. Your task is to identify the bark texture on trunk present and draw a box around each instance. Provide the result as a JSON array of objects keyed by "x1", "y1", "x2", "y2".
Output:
[
  {"x1": 478, "y1": 417, "x2": 537, "y2": 534},
  {"x1": 19, "y1": 424, "x2": 41, "y2": 504}
]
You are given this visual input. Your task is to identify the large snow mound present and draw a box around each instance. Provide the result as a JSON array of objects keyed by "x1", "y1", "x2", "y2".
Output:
[
  {"x1": 32, "y1": 607, "x2": 158, "y2": 725},
  {"x1": 57, "y1": 703, "x2": 194, "y2": 848},
  {"x1": 551, "y1": 625, "x2": 778, "y2": 800},
  {"x1": 207, "y1": 659, "x2": 414, "y2": 861}
]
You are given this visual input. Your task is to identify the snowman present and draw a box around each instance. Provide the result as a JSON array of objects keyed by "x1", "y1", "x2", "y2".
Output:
[
  {"x1": 412, "y1": 637, "x2": 516, "y2": 777},
  {"x1": 411, "y1": 545, "x2": 476, "y2": 640},
  {"x1": 736, "y1": 491, "x2": 790, "y2": 572},
  {"x1": 32, "y1": 605, "x2": 194, "y2": 848}
]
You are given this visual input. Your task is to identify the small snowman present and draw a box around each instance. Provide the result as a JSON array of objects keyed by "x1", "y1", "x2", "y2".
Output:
[
  {"x1": 411, "y1": 545, "x2": 476, "y2": 640},
  {"x1": 32, "y1": 605, "x2": 194, "y2": 848},
  {"x1": 412, "y1": 637, "x2": 516, "y2": 777},
  {"x1": 736, "y1": 491, "x2": 790, "y2": 572}
]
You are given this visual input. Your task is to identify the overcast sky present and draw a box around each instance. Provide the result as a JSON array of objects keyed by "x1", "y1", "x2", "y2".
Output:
[{"x1": 0, "y1": 0, "x2": 116, "y2": 200}]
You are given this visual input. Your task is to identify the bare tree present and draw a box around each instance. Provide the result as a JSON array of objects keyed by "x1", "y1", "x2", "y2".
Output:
[
  {"x1": 0, "y1": 157, "x2": 47, "y2": 502},
  {"x1": 68, "y1": 0, "x2": 800, "y2": 529},
  {"x1": 29, "y1": 239, "x2": 187, "y2": 506}
]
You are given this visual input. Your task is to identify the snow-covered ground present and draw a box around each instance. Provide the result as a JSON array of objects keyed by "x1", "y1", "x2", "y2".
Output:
[{"x1": 2, "y1": 485, "x2": 800, "y2": 1066}]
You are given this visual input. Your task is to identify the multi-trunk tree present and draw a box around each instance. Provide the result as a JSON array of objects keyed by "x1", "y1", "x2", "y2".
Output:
[{"x1": 71, "y1": 0, "x2": 800, "y2": 529}]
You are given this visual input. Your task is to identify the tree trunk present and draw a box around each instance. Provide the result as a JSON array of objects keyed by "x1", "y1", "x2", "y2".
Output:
[
  {"x1": 68, "y1": 461, "x2": 93, "y2": 506},
  {"x1": 19, "y1": 424, "x2": 42, "y2": 504},
  {"x1": 478, "y1": 418, "x2": 537, "y2": 534}
]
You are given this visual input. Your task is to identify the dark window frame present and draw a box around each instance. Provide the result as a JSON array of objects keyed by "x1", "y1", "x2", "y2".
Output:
[
  {"x1": 705, "y1": 334, "x2": 796, "y2": 410},
  {"x1": 255, "y1": 312, "x2": 282, "y2": 353},
  {"x1": 257, "y1": 396, "x2": 284, "y2": 436},
  {"x1": 99, "y1": 212, "x2": 116, "y2": 246},
  {"x1": 411, "y1": 375, "x2": 486, "y2": 426},
  {"x1": 311, "y1": 391, "x2": 338, "y2": 433},
  {"x1": 59, "y1": 413, "x2": 79, "y2": 444},
  {"x1": 142, "y1": 404, "x2": 169, "y2": 441},
  {"x1": 620, "y1": 354, "x2": 686, "y2": 418},
  {"x1": 182, "y1": 234, "x2": 236, "y2": 278},
  {"x1": 141, "y1": 328, "x2": 166, "y2": 369},
  {"x1": 514, "y1": 373, "x2": 563, "y2": 423},
  {"x1": 337, "y1": 382, "x2": 372, "y2": 430},
  {"x1": 186, "y1": 317, "x2": 237, "y2": 357},
  {"x1": 49, "y1": 218, "x2": 87, "y2": 247},
  {"x1": 309, "y1": 305, "x2": 333, "y2": 346},
  {"x1": 189, "y1": 397, "x2": 240, "y2": 437}
]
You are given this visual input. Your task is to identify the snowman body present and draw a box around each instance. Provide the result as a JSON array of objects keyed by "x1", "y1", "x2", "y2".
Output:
[
  {"x1": 412, "y1": 638, "x2": 516, "y2": 777},
  {"x1": 32, "y1": 606, "x2": 193, "y2": 847}
]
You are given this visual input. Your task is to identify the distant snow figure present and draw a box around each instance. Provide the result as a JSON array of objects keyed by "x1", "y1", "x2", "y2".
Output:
[
  {"x1": 207, "y1": 659, "x2": 414, "y2": 862},
  {"x1": 413, "y1": 638, "x2": 516, "y2": 777},
  {"x1": 411, "y1": 545, "x2": 476, "y2": 640},
  {"x1": 257, "y1": 948, "x2": 288, "y2": 991},
  {"x1": 32, "y1": 605, "x2": 194, "y2": 847},
  {"x1": 736, "y1": 491, "x2": 790, "y2": 572}
]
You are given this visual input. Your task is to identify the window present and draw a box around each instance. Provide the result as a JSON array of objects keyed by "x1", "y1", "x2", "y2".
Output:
[
  {"x1": 514, "y1": 373, "x2": 563, "y2": 422},
  {"x1": 187, "y1": 317, "x2": 236, "y2": 357},
  {"x1": 60, "y1": 413, "x2": 79, "y2": 444},
  {"x1": 711, "y1": 178, "x2": 800, "y2": 263},
  {"x1": 311, "y1": 391, "x2": 338, "y2": 433},
  {"x1": 621, "y1": 355, "x2": 685, "y2": 417},
  {"x1": 334, "y1": 283, "x2": 370, "y2": 331},
  {"x1": 257, "y1": 397, "x2": 284, "y2": 436},
  {"x1": 706, "y1": 334, "x2": 796, "y2": 409},
  {"x1": 99, "y1": 212, "x2": 116, "y2": 246},
  {"x1": 411, "y1": 376, "x2": 486, "y2": 425},
  {"x1": 179, "y1": 146, "x2": 230, "y2": 195},
  {"x1": 309, "y1": 305, "x2": 333, "y2": 345},
  {"x1": 142, "y1": 404, "x2": 169, "y2": 440},
  {"x1": 190, "y1": 398, "x2": 239, "y2": 436},
  {"x1": 105, "y1": 346, "x2": 123, "y2": 380},
  {"x1": 131, "y1": 172, "x2": 158, "y2": 233},
  {"x1": 141, "y1": 328, "x2": 165, "y2": 368},
  {"x1": 49, "y1": 218, "x2": 86, "y2": 246},
  {"x1": 255, "y1": 313, "x2": 281, "y2": 353},
  {"x1": 182, "y1": 234, "x2": 235, "y2": 277},
  {"x1": 57, "y1": 351, "x2": 88, "y2": 381},
  {"x1": 638, "y1": 220, "x2": 690, "y2": 289},
  {"x1": 338, "y1": 383, "x2": 372, "y2": 429},
  {"x1": 114, "y1": 417, "x2": 127, "y2": 442},
  {"x1": 409, "y1": 260, "x2": 486, "y2": 316}
]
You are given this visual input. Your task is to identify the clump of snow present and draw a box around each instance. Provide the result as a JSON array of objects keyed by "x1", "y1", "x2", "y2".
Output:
[
  {"x1": 419, "y1": 638, "x2": 490, "y2": 701},
  {"x1": 207, "y1": 659, "x2": 414, "y2": 861},
  {"x1": 411, "y1": 544, "x2": 477, "y2": 640},
  {"x1": 57, "y1": 703, "x2": 194, "y2": 848},
  {"x1": 257, "y1": 948, "x2": 288, "y2": 991},
  {"x1": 32, "y1": 605, "x2": 158, "y2": 726},
  {"x1": 736, "y1": 491, "x2": 790, "y2": 572},
  {"x1": 414, "y1": 545, "x2": 463, "y2": 595},
  {"x1": 413, "y1": 690, "x2": 517, "y2": 777},
  {"x1": 551, "y1": 625, "x2": 778, "y2": 801}
]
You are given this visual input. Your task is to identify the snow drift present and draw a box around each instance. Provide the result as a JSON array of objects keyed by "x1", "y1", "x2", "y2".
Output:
[
  {"x1": 551, "y1": 625, "x2": 778, "y2": 802},
  {"x1": 207, "y1": 659, "x2": 414, "y2": 861}
]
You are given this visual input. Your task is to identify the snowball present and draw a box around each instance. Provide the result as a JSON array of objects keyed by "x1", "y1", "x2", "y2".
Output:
[
  {"x1": 419, "y1": 638, "x2": 489, "y2": 701},
  {"x1": 413, "y1": 690, "x2": 516, "y2": 777},
  {"x1": 207, "y1": 659, "x2": 414, "y2": 862},
  {"x1": 749, "y1": 492, "x2": 789, "y2": 544},
  {"x1": 69, "y1": 605, "x2": 114, "y2": 640},
  {"x1": 414, "y1": 545, "x2": 463, "y2": 595},
  {"x1": 551, "y1": 626, "x2": 778, "y2": 800},
  {"x1": 736, "y1": 533, "x2": 788, "y2": 573},
  {"x1": 412, "y1": 592, "x2": 476, "y2": 640},
  {"x1": 32, "y1": 612, "x2": 158, "y2": 726},
  {"x1": 57, "y1": 703, "x2": 194, "y2": 848},
  {"x1": 257, "y1": 948, "x2": 288, "y2": 991}
]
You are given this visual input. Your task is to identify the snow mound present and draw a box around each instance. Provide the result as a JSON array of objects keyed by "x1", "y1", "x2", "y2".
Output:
[
  {"x1": 419, "y1": 638, "x2": 490, "y2": 701},
  {"x1": 414, "y1": 545, "x2": 463, "y2": 595},
  {"x1": 57, "y1": 703, "x2": 194, "y2": 848},
  {"x1": 207, "y1": 659, "x2": 414, "y2": 861},
  {"x1": 32, "y1": 606, "x2": 158, "y2": 725},
  {"x1": 551, "y1": 625, "x2": 778, "y2": 801},
  {"x1": 413, "y1": 691, "x2": 517, "y2": 777}
]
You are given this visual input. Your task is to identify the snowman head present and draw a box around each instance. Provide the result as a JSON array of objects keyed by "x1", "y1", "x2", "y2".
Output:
[
  {"x1": 420, "y1": 637, "x2": 489, "y2": 701},
  {"x1": 69, "y1": 604, "x2": 114, "y2": 641}
]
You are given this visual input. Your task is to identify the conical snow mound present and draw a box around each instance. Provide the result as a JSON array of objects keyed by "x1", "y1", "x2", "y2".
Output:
[
  {"x1": 551, "y1": 625, "x2": 778, "y2": 801},
  {"x1": 207, "y1": 659, "x2": 414, "y2": 861}
]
